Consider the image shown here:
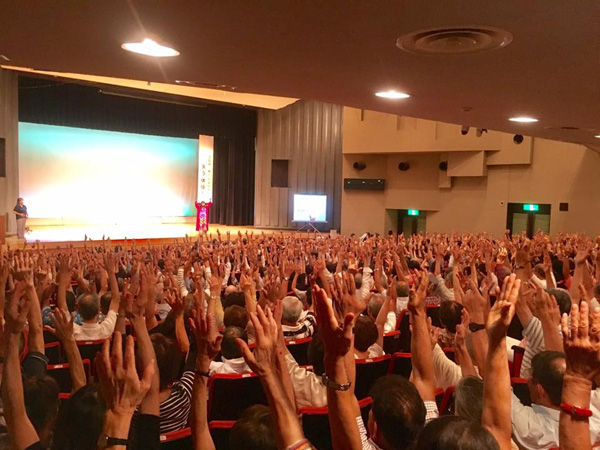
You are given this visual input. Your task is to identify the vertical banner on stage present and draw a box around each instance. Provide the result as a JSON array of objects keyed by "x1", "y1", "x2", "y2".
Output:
[{"x1": 197, "y1": 135, "x2": 214, "y2": 203}]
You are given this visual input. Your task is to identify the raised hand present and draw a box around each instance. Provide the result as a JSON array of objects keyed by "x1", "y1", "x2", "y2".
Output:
[
  {"x1": 164, "y1": 289, "x2": 185, "y2": 317},
  {"x1": 487, "y1": 274, "x2": 520, "y2": 343},
  {"x1": 190, "y1": 309, "x2": 223, "y2": 363},
  {"x1": 236, "y1": 305, "x2": 278, "y2": 376},
  {"x1": 49, "y1": 307, "x2": 75, "y2": 341},
  {"x1": 313, "y1": 285, "x2": 354, "y2": 359},
  {"x1": 408, "y1": 270, "x2": 429, "y2": 315},
  {"x1": 4, "y1": 281, "x2": 31, "y2": 334},
  {"x1": 561, "y1": 301, "x2": 600, "y2": 381}
]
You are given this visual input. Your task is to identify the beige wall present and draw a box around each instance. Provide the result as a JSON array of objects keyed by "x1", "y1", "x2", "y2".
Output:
[
  {"x1": 341, "y1": 109, "x2": 600, "y2": 237},
  {"x1": 0, "y1": 69, "x2": 19, "y2": 236}
]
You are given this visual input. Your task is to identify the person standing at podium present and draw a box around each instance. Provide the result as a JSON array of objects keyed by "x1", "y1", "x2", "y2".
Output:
[{"x1": 13, "y1": 197, "x2": 28, "y2": 239}]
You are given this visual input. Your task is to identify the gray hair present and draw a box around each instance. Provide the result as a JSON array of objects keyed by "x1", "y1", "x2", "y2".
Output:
[
  {"x1": 455, "y1": 376, "x2": 484, "y2": 422},
  {"x1": 367, "y1": 294, "x2": 386, "y2": 319},
  {"x1": 282, "y1": 296, "x2": 303, "y2": 324}
]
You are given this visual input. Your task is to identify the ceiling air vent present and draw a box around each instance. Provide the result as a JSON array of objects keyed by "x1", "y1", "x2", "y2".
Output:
[{"x1": 397, "y1": 26, "x2": 513, "y2": 55}]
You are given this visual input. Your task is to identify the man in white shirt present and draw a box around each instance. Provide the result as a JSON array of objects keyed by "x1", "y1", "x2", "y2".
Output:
[
  {"x1": 281, "y1": 296, "x2": 316, "y2": 341},
  {"x1": 511, "y1": 351, "x2": 600, "y2": 449},
  {"x1": 71, "y1": 293, "x2": 117, "y2": 341},
  {"x1": 209, "y1": 326, "x2": 251, "y2": 374}
]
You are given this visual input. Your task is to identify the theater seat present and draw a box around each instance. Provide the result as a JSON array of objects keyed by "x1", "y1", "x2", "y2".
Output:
[
  {"x1": 47, "y1": 359, "x2": 91, "y2": 393},
  {"x1": 44, "y1": 341, "x2": 61, "y2": 365},
  {"x1": 388, "y1": 352, "x2": 412, "y2": 378},
  {"x1": 208, "y1": 373, "x2": 268, "y2": 421},
  {"x1": 286, "y1": 336, "x2": 312, "y2": 366},
  {"x1": 382, "y1": 330, "x2": 402, "y2": 354},
  {"x1": 511, "y1": 345, "x2": 525, "y2": 378},
  {"x1": 43, "y1": 326, "x2": 59, "y2": 343},
  {"x1": 511, "y1": 377, "x2": 532, "y2": 406},
  {"x1": 426, "y1": 305, "x2": 441, "y2": 328},
  {"x1": 396, "y1": 310, "x2": 411, "y2": 352},
  {"x1": 442, "y1": 347, "x2": 455, "y2": 362},
  {"x1": 160, "y1": 427, "x2": 192, "y2": 450},
  {"x1": 209, "y1": 421, "x2": 235, "y2": 450},
  {"x1": 76, "y1": 339, "x2": 107, "y2": 362},
  {"x1": 300, "y1": 397, "x2": 373, "y2": 450},
  {"x1": 439, "y1": 386, "x2": 456, "y2": 415},
  {"x1": 355, "y1": 354, "x2": 392, "y2": 400}
]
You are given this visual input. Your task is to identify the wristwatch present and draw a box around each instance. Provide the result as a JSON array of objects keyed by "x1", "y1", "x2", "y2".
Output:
[
  {"x1": 468, "y1": 322, "x2": 486, "y2": 332},
  {"x1": 97, "y1": 434, "x2": 128, "y2": 448},
  {"x1": 561, "y1": 402, "x2": 593, "y2": 419},
  {"x1": 321, "y1": 373, "x2": 352, "y2": 391}
]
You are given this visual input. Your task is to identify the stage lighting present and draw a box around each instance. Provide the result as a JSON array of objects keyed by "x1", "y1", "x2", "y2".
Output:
[
  {"x1": 476, "y1": 128, "x2": 488, "y2": 137},
  {"x1": 461, "y1": 125, "x2": 470, "y2": 135},
  {"x1": 513, "y1": 134, "x2": 524, "y2": 144},
  {"x1": 121, "y1": 38, "x2": 180, "y2": 57}
]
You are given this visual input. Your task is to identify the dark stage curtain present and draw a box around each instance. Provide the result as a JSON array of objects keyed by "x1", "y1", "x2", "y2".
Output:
[{"x1": 18, "y1": 76, "x2": 257, "y2": 226}]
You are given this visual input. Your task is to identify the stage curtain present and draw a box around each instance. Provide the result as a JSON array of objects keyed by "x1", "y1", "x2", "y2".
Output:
[{"x1": 211, "y1": 136, "x2": 255, "y2": 226}]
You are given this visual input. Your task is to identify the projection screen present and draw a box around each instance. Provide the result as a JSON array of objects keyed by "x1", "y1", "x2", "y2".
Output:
[{"x1": 18, "y1": 122, "x2": 198, "y2": 220}]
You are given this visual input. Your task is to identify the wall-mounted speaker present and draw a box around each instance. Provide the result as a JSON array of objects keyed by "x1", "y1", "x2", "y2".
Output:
[
  {"x1": 513, "y1": 134, "x2": 524, "y2": 144},
  {"x1": 344, "y1": 178, "x2": 385, "y2": 191},
  {"x1": 559, "y1": 202, "x2": 569, "y2": 212},
  {"x1": 439, "y1": 161, "x2": 448, "y2": 171},
  {"x1": 352, "y1": 162, "x2": 366, "y2": 171},
  {"x1": 398, "y1": 162, "x2": 410, "y2": 171}
]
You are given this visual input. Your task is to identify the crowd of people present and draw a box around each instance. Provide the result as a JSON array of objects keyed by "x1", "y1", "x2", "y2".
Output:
[{"x1": 1, "y1": 229, "x2": 599, "y2": 450}]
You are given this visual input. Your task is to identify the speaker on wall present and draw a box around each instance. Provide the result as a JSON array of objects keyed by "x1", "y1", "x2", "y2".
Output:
[
  {"x1": 352, "y1": 162, "x2": 366, "y2": 171},
  {"x1": 398, "y1": 162, "x2": 410, "y2": 171},
  {"x1": 439, "y1": 161, "x2": 448, "y2": 171},
  {"x1": 344, "y1": 178, "x2": 385, "y2": 191},
  {"x1": 559, "y1": 202, "x2": 569, "y2": 211}
]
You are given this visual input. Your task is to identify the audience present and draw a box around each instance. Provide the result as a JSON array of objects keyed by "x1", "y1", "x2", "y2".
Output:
[{"x1": 1, "y1": 230, "x2": 599, "y2": 450}]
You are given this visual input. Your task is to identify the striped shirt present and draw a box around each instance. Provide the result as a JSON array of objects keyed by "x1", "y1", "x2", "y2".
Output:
[
  {"x1": 283, "y1": 311, "x2": 316, "y2": 341},
  {"x1": 159, "y1": 371, "x2": 195, "y2": 433},
  {"x1": 520, "y1": 317, "x2": 545, "y2": 378}
]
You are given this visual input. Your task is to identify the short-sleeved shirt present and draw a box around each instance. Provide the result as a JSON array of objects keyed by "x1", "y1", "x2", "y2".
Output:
[{"x1": 13, "y1": 205, "x2": 27, "y2": 218}]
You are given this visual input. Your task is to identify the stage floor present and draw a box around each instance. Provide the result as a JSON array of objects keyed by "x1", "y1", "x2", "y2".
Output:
[{"x1": 3, "y1": 221, "x2": 298, "y2": 248}]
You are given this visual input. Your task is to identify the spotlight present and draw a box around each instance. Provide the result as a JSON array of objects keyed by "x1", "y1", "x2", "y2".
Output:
[
  {"x1": 513, "y1": 134, "x2": 524, "y2": 144},
  {"x1": 398, "y1": 162, "x2": 410, "y2": 171},
  {"x1": 353, "y1": 162, "x2": 366, "y2": 171},
  {"x1": 476, "y1": 128, "x2": 488, "y2": 137},
  {"x1": 439, "y1": 161, "x2": 448, "y2": 171},
  {"x1": 461, "y1": 125, "x2": 470, "y2": 135}
]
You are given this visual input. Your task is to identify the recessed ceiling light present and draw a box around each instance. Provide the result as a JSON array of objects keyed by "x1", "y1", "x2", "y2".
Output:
[
  {"x1": 375, "y1": 90, "x2": 410, "y2": 99},
  {"x1": 596, "y1": 135, "x2": 600, "y2": 139},
  {"x1": 121, "y1": 38, "x2": 179, "y2": 57},
  {"x1": 509, "y1": 116, "x2": 538, "y2": 123}
]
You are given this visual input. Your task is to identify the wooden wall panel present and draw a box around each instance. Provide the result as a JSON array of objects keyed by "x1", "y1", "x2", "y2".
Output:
[{"x1": 255, "y1": 100, "x2": 342, "y2": 230}]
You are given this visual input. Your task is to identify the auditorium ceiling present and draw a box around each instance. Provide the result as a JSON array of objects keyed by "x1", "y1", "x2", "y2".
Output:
[{"x1": 1, "y1": 1, "x2": 599, "y2": 144}]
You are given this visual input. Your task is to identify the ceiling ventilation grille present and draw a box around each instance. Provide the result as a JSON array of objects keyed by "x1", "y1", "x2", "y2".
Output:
[{"x1": 397, "y1": 26, "x2": 513, "y2": 55}]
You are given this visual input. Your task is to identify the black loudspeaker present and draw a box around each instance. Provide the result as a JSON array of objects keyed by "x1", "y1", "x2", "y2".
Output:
[
  {"x1": 439, "y1": 161, "x2": 448, "y2": 171},
  {"x1": 353, "y1": 162, "x2": 366, "y2": 171},
  {"x1": 513, "y1": 134, "x2": 524, "y2": 144},
  {"x1": 559, "y1": 203, "x2": 569, "y2": 212},
  {"x1": 398, "y1": 162, "x2": 410, "y2": 171},
  {"x1": 344, "y1": 178, "x2": 385, "y2": 191}
]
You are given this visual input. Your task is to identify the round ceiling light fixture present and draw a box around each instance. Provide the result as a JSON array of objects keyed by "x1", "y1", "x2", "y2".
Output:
[
  {"x1": 375, "y1": 90, "x2": 410, "y2": 99},
  {"x1": 397, "y1": 26, "x2": 513, "y2": 55},
  {"x1": 509, "y1": 117, "x2": 538, "y2": 123},
  {"x1": 121, "y1": 38, "x2": 180, "y2": 57},
  {"x1": 596, "y1": 135, "x2": 600, "y2": 139}
]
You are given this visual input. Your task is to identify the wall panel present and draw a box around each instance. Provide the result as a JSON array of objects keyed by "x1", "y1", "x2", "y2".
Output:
[{"x1": 255, "y1": 100, "x2": 342, "y2": 229}]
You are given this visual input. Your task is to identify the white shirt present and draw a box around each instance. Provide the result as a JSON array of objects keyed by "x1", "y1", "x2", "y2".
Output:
[
  {"x1": 511, "y1": 393, "x2": 600, "y2": 449},
  {"x1": 283, "y1": 352, "x2": 327, "y2": 408},
  {"x1": 383, "y1": 311, "x2": 397, "y2": 333},
  {"x1": 434, "y1": 274, "x2": 455, "y2": 302},
  {"x1": 355, "y1": 343, "x2": 385, "y2": 359},
  {"x1": 72, "y1": 310, "x2": 117, "y2": 341},
  {"x1": 209, "y1": 356, "x2": 250, "y2": 375}
]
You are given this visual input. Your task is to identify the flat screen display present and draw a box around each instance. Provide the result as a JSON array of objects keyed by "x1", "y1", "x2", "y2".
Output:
[{"x1": 293, "y1": 194, "x2": 327, "y2": 222}]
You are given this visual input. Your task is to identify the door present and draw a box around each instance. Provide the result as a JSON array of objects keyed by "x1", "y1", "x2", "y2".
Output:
[
  {"x1": 398, "y1": 210, "x2": 426, "y2": 235},
  {"x1": 506, "y1": 203, "x2": 551, "y2": 238}
]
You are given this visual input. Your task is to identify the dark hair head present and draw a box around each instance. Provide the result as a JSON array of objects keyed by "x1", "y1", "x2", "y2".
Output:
[
  {"x1": 223, "y1": 292, "x2": 245, "y2": 309},
  {"x1": 415, "y1": 415, "x2": 499, "y2": 450},
  {"x1": 531, "y1": 351, "x2": 565, "y2": 406},
  {"x1": 545, "y1": 288, "x2": 571, "y2": 316},
  {"x1": 455, "y1": 376, "x2": 484, "y2": 422},
  {"x1": 353, "y1": 315, "x2": 378, "y2": 352},
  {"x1": 100, "y1": 293, "x2": 111, "y2": 315},
  {"x1": 151, "y1": 333, "x2": 183, "y2": 390},
  {"x1": 396, "y1": 282, "x2": 410, "y2": 298},
  {"x1": 438, "y1": 301, "x2": 463, "y2": 334},
  {"x1": 224, "y1": 305, "x2": 249, "y2": 329},
  {"x1": 66, "y1": 290, "x2": 76, "y2": 313},
  {"x1": 307, "y1": 331, "x2": 325, "y2": 376},
  {"x1": 367, "y1": 294, "x2": 386, "y2": 320},
  {"x1": 370, "y1": 375, "x2": 426, "y2": 449},
  {"x1": 24, "y1": 375, "x2": 59, "y2": 435},
  {"x1": 229, "y1": 405, "x2": 276, "y2": 450},
  {"x1": 77, "y1": 293, "x2": 100, "y2": 321},
  {"x1": 222, "y1": 326, "x2": 247, "y2": 360},
  {"x1": 52, "y1": 384, "x2": 106, "y2": 450}
]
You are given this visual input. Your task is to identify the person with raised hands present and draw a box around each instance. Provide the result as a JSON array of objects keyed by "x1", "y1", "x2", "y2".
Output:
[
  {"x1": 559, "y1": 298, "x2": 600, "y2": 450},
  {"x1": 236, "y1": 305, "x2": 313, "y2": 450},
  {"x1": 95, "y1": 332, "x2": 155, "y2": 450}
]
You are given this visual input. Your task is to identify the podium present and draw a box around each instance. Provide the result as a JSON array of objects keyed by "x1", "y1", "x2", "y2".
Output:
[{"x1": 0, "y1": 214, "x2": 5, "y2": 244}]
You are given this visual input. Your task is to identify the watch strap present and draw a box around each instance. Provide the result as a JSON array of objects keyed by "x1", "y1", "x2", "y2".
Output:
[
  {"x1": 561, "y1": 402, "x2": 593, "y2": 419},
  {"x1": 468, "y1": 322, "x2": 486, "y2": 332}
]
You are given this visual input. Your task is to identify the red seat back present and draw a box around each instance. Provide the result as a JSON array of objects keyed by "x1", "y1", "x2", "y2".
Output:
[
  {"x1": 208, "y1": 373, "x2": 268, "y2": 421},
  {"x1": 382, "y1": 330, "x2": 402, "y2": 354},
  {"x1": 285, "y1": 336, "x2": 312, "y2": 366},
  {"x1": 511, "y1": 345, "x2": 525, "y2": 378},
  {"x1": 44, "y1": 341, "x2": 62, "y2": 365},
  {"x1": 511, "y1": 377, "x2": 532, "y2": 406},
  {"x1": 389, "y1": 352, "x2": 412, "y2": 378},
  {"x1": 439, "y1": 386, "x2": 456, "y2": 415},
  {"x1": 209, "y1": 421, "x2": 235, "y2": 450},
  {"x1": 47, "y1": 359, "x2": 91, "y2": 393},
  {"x1": 355, "y1": 355, "x2": 392, "y2": 400},
  {"x1": 159, "y1": 427, "x2": 192, "y2": 450}
]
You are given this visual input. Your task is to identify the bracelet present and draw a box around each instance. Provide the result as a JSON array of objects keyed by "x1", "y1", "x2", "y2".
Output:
[
  {"x1": 561, "y1": 402, "x2": 593, "y2": 419},
  {"x1": 321, "y1": 373, "x2": 351, "y2": 391},
  {"x1": 195, "y1": 369, "x2": 211, "y2": 378},
  {"x1": 286, "y1": 438, "x2": 315, "y2": 450}
]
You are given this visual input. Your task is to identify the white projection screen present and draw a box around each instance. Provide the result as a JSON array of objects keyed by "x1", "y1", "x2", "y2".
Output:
[
  {"x1": 293, "y1": 194, "x2": 327, "y2": 222},
  {"x1": 18, "y1": 122, "x2": 199, "y2": 221}
]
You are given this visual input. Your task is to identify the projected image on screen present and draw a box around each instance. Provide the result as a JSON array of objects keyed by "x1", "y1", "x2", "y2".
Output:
[
  {"x1": 293, "y1": 194, "x2": 327, "y2": 222},
  {"x1": 19, "y1": 123, "x2": 198, "y2": 220}
]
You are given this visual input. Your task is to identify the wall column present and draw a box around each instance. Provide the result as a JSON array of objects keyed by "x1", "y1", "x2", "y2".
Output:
[{"x1": 0, "y1": 69, "x2": 19, "y2": 235}]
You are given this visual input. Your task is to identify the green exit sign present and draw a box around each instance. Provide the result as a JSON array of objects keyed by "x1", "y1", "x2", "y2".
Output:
[
  {"x1": 523, "y1": 204, "x2": 539, "y2": 211},
  {"x1": 408, "y1": 209, "x2": 420, "y2": 216}
]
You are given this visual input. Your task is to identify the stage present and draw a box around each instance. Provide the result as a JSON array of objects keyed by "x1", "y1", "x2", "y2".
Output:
[{"x1": 2, "y1": 218, "x2": 308, "y2": 248}]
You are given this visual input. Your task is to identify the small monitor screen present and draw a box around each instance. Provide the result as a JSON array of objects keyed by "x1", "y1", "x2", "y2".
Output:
[{"x1": 293, "y1": 194, "x2": 327, "y2": 222}]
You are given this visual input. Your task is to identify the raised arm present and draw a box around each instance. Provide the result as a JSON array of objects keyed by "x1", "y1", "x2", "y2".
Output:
[
  {"x1": 482, "y1": 274, "x2": 520, "y2": 450},
  {"x1": 18, "y1": 256, "x2": 44, "y2": 354},
  {"x1": 49, "y1": 308, "x2": 87, "y2": 394},
  {"x1": 532, "y1": 284, "x2": 564, "y2": 352},
  {"x1": 57, "y1": 254, "x2": 73, "y2": 313},
  {"x1": 102, "y1": 252, "x2": 121, "y2": 313}
]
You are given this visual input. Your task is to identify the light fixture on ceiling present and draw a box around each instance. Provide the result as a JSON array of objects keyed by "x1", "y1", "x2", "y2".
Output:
[
  {"x1": 121, "y1": 38, "x2": 180, "y2": 57},
  {"x1": 509, "y1": 116, "x2": 538, "y2": 123},
  {"x1": 375, "y1": 90, "x2": 410, "y2": 99},
  {"x1": 595, "y1": 135, "x2": 600, "y2": 139}
]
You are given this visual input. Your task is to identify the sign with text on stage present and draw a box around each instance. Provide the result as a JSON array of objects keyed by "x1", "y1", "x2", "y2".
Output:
[{"x1": 197, "y1": 135, "x2": 214, "y2": 203}]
